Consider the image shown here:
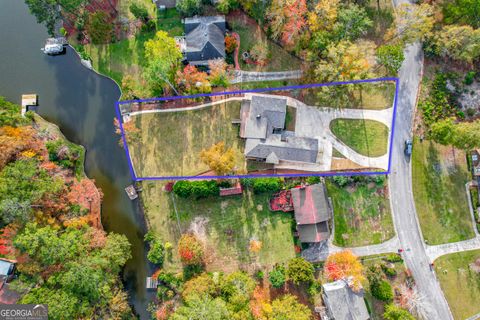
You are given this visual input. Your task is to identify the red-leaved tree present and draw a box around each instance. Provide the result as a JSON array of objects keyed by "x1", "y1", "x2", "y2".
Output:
[
  {"x1": 178, "y1": 234, "x2": 204, "y2": 266},
  {"x1": 324, "y1": 250, "x2": 365, "y2": 291}
]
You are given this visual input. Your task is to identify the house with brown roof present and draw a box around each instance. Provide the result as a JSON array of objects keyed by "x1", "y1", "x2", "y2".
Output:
[{"x1": 290, "y1": 183, "x2": 332, "y2": 243}]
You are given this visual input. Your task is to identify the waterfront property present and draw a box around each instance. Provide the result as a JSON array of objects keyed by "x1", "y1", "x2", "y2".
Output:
[{"x1": 124, "y1": 88, "x2": 394, "y2": 178}]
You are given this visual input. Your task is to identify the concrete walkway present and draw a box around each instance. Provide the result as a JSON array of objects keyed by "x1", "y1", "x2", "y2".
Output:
[
  {"x1": 426, "y1": 237, "x2": 480, "y2": 262},
  {"x1": 294, "y1": 103, "x2": 393, "y2": 170},
  {"x1": 230, "y1": 70, "x2": 302, "y2": 84},
  {"x1": 302, "y1": 236, "x2": 400, "y2": 262}
]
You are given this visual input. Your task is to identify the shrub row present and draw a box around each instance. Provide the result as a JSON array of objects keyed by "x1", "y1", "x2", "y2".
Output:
[{"x1": 173, "y1": 180, "x2": 219, "y2": 198}]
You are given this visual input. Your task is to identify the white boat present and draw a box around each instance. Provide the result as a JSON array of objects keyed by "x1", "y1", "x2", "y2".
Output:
[{"x1": 41, "y1": 38, "x2": 65, "y2": 55}]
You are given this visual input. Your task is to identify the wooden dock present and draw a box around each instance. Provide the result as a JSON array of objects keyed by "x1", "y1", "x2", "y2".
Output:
[
  {"x1": 21, "y1": 94, "x2": 38, "y2": 116},
  {"x1": 146, "y1": 277, "x2": 158, "y2": 289}
]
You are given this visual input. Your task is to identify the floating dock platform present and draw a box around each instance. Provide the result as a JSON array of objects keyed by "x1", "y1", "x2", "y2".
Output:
[{"x1": 125, "y1": 185, "x2": 138, "y2": 200}]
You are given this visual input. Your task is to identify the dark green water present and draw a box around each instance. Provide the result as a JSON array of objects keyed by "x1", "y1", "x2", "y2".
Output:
[{"x1": 0, "y1": 1, "x2": 154, "y2": 318}]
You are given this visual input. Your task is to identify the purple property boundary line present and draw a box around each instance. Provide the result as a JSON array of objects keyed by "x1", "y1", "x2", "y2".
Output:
[{"x1": 115, "y1": 77, "x2": 399, "y2": 181}]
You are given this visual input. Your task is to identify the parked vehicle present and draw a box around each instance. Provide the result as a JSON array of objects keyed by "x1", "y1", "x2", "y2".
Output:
[{"x1": 404, "y1": 139, "x2": 413, "y2": 156}]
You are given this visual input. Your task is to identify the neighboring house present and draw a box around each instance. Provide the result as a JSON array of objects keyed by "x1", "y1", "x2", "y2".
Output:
[
  {"x1": 178, "y1": 16, "x2": 226, "y2": 66},
  {"x1": 239, "y1": 95, "x2": 319, "y2": 168},
  {"x1": 471, "y1": 150, "x2": 480, "y2": 177},
  {"x1": 290, "y1": 183, "x2": 332, "y2": 243},
  {"x1": 322, "y1": 278, "x2": 369, "y2": 320},
  {"x1": 0, "y1": 259, "x2": 15, "y2": 283},
  {"x1": 0, "y1": 259, "x2": 19, "y2": 304},
  {"x1": 153, "y1": 0, "x2": 176, "y2": 9}
]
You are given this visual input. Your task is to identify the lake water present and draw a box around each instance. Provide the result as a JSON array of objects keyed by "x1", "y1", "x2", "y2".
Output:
[{"x1": 0, "y1": 1, "x2": 154, "y2": 318}]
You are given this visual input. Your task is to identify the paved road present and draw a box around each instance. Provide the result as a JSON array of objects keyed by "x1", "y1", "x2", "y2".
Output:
[{"x1": 388, "y1": 42, "x2": 453, "y2": 319}]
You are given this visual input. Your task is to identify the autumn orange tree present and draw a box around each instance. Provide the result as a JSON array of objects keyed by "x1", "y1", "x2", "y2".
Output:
[
  {"x1": 324, "y1": 250, "x2": 365, "y2": 291},
  {"x1": 208, "y1": 59, "x2": 230, "y2": 87},
  {"x1": 267, "y1": 0, "x2": 307, "y2": 48},
  {"x1": 199, "y1": 142, "x2": 236, "y2": 175},
  {"x1": 113, "y1": 118, "x2": 140, "y2": 146},
  {"x1": 178, "y1": 234, "x2": 204, "y2": 266},
  {"x1": 176, "y1": 65, "x2": 212, "y2": 95}
]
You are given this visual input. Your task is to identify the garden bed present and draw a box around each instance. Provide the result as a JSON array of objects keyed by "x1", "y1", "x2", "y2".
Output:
[{"x1": 326, "y1": 178, "x2": 394, "y2": 247}]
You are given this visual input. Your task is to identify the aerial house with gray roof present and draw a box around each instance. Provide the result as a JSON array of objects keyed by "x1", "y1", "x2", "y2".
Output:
[
  {"x1": 239, "y1": 95, "x2": 320, "y2": 169},
  {"x1": 322, "y1": 278, "x2": 369, "y2": 320},
  {"x1": 179, "y1": 16, "x2": 226, "y2": 66}
]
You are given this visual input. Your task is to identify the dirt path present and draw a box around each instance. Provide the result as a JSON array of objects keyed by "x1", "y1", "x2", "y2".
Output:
[{"x1": 232, "y1": 32, "x2": 240, "y2": 70}]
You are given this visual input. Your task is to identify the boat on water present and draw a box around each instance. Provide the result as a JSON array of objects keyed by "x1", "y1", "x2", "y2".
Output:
[{"x1": 41, "y1": 38, "x2": 66, "y2": 55}]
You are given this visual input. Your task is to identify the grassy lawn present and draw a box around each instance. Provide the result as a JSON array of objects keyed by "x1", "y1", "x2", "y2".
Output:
[
  {"x1": 128, "y1": 101, "x2": 246, "y2": 177},
  {"x1": 434, "y1": 250, "x2": 480, "y2": 320},
  {"x1": 156, "y1": 8, "x2": 183, "y2": 36},
  {"x1": 84, "y1": 9, "x2": 181, "y2": 97},
  {"x1": 326, "y1": 180, "x2": 394, "y2": 247},
  {"x1": 285, "y1": 106, "x2": 296, "y2": 131},
  {"x1": 85, "y1": 30, "x2": 155, "y2": 92},
  {"x1": 412, "y1": 139, "x2": 475, "y2": 244},
  {"x1": 143, "y1": 182, "x2": 296, "y2": 272},
  {"x1": 227, "y1": 13, "x2": 302, "y2": 71},
  {"x1": 117, "y1": 0, "x2": 157, "y2": 19},
  {"x1": 330, "y1": 119, "x2": 389, "y2": 157},
  {"x1": 303, "y1": 82, "x2": 396, "y2": 110}
]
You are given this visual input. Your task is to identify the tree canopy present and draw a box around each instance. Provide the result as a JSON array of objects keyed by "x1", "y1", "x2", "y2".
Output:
[
  {"x1": 266, "y1": 294, "x2": 312, "y2": 320},
  {"x1": 199, "y1": 142, "x2": 236, "y2": 175},
  {"x1": 286, "y1": 257, "x2": 315, "y2": 285},
  {"x1": 325, "y1": 250, "x2": 365, "y2": 291},
  {"x1": 143, "y1": 31, "x2": 183, "y2": 93},
  {"x1": 15, "y1": 223, "x2": 131, "y2": 319}
]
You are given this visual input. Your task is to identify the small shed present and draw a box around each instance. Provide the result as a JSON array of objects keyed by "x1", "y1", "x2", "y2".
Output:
[{"x1": 220, "y1": 182, "x2": 243, "y2": 196}]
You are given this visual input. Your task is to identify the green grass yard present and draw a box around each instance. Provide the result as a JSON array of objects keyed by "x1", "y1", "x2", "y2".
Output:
[
  {"x1": 142, "y1": 182, "x2": 296, "y2": 273},
  {"x1": 128, "y1": 101, "x2": 246, "y2": 177},
  {"x1": 330, "y1": 119, "x2": 389, "y2": 157},
  {"x1": 412, "y1": 139, "x2": 475, "y2": 244},
  {"x1": 84, "y1": 9, "x2": 182, "y2": 98},
  {"x1": 85, "y1": 30, "x2": 155, "y2": 94},
  {"x1": 117, "y1": 0, "x2": 157, "y2": 20},
  {"x1": 434, "y1": 250, "x2": 480, "y2": 320},
  {"x1": 326, "y1": 180, "x2": 394, "y2": 247}
]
